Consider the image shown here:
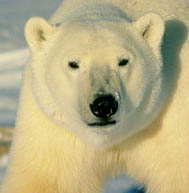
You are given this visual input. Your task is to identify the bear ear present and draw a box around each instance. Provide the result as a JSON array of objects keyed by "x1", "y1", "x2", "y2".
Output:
[
  {"x1": 25, "y1": 17, "x2": 56, "y2": 52},
  {"x1": 132, "y1": 13, "x2": 164, "y2": 56}
]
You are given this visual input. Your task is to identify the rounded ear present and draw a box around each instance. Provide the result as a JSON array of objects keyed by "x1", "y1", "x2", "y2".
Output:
[
  {"x1": 25, "y1": 17, "x2": 56, "y2": 52},
  {"x1": 132, "y1": 13, "x2": 165, "y2": 57}
]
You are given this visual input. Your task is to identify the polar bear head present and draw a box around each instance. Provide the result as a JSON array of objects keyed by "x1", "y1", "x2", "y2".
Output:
[{"x1": 25, "y1": 12, "x2": 164, "y2": 148}]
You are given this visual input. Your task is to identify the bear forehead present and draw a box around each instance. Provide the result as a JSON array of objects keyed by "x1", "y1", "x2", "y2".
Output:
[{"x1": 55, "y1": 22, "x2": 134, "y2": 55}]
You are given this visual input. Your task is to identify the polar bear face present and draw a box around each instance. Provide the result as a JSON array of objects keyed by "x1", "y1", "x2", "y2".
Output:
[{"x1": 25, "y1": 13, "x2": 164, "y2": 148}]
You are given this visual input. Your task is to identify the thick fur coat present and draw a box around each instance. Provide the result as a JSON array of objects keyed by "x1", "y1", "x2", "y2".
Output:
[{"x1": 1, "y1": 0, "x2": 188, "y2": 193}]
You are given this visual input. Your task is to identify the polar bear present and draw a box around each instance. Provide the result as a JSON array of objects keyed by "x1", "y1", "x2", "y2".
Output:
[{"x1": 1, "y1": 0, "x2": 188, "y2": 193}]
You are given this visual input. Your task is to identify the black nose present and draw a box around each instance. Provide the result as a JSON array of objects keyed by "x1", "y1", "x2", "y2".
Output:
[{"x1": 90, "y1": 94, "x2": 118, "y2": 119}]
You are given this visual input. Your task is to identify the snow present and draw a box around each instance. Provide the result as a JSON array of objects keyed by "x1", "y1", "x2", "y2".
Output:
[
  {"x1": 103, "y1": 175, "x2": 145, "y2": 193},
  {"x1": 0, "y1": 154, "x2": 9, "y2": 182},
  {"x1": 0, "y1": 49, "x2": 29, "y2": 183},
  {"x1": 0, "y1": 49, "x2": 29, "y2": 127}
]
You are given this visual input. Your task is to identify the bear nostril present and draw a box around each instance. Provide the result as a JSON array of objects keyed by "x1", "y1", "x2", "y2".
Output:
[{"x1": 90, "y1": 94, "x2": 118, "y2": 119}]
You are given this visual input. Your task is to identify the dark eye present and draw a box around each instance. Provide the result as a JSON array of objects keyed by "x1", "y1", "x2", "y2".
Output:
[
  {"x1": 68, "y1": 61, "x2": 79, "y2": 69},
  {"x1": 118, "y1": 59, "x2": 129, "y2": 67}
]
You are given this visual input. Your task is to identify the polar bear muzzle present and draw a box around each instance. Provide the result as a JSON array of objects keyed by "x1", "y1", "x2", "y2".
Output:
[{"x1": 89, "y1": 94, "x2": 118, "y2": 119}]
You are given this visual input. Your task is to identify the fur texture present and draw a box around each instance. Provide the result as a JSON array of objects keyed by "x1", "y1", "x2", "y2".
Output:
[{"x1": 1, "y1": 0, "x2": 188, "y2": 193}]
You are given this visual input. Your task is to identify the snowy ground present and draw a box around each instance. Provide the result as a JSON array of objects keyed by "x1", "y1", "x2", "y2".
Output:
[
  {"x1": 0, "y1": 154, "x2": 9, "y2": 182},
  {"x1": 0, "y1": 49, "x2": 29, "y2": 127},
  {"x1": 0, "y1": 0, "x2": 143, "y2": 192}
]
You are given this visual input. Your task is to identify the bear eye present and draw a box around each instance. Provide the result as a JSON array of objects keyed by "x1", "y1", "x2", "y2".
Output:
[
  {"x1": 118, "y1": 59, "x2": 129, "y2": 67},
  {"x1": 68, "y1": 61, "x2": 79, "y2": 69}
]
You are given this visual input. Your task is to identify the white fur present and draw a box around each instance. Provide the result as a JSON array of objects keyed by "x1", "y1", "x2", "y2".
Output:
[
  {"x1": 1, "y1": 0, "x2": 188, "y2": 193},
  {"x1": 23, "y1": 10, "x2": 165, "y2": 149}
]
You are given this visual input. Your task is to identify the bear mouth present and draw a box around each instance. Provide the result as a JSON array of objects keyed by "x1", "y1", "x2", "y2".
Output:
[{"x1": 87, "y1": 120, "x2": 116, "y2": 126}]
